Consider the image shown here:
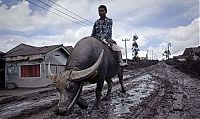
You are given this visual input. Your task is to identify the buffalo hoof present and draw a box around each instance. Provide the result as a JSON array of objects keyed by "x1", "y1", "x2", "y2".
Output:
[
  {"x1": 77, "y1": 98, "x2": 88, "y2": 109},
  {"x1": 53, "y1": 106, "x2": 72, "y2": 116},
  {"x1": 94, "y1": 105, "x2": 100, "y2": 110},
  {"x1": 58, "y1": 110, "x2": 72, "y2": 116},
  {"x1": 94, "y1": 101, "x2": 101, "y2": 110},
  {"x1": 53, "y1": 106, "x2": 59, "y2": 115},
  {"x1": 77, "y1": 102, "x2": 88, "y2": 109},
  {"x1": 122, "y1": 89, "x2": 126, "y2": 94},
  {"x1": 101, "y1": 96, "x2": 111, "y2": 101}
]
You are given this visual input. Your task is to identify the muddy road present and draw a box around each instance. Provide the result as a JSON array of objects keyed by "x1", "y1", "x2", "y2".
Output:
[{"x1": 0, "y1": 62, "x2": 200, "y2": 119}]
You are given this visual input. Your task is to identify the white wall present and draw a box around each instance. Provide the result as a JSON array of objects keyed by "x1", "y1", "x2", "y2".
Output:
[{"x1": 5, "y1": 49, "x2": 68, "y2": 88}]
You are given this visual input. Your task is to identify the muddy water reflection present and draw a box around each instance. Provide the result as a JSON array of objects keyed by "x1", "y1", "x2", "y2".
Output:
[
  {"x1": 112, "y1": 74, "x2": 158, "y2": 118},
  {"x1": 55, "y1": 74, "x2": 159, "y2": 119}
]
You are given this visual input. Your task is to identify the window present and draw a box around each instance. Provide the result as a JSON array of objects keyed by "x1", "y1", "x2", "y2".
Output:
[{"x1": 21, "y1": 64, "x2": 40, "y2": 77}]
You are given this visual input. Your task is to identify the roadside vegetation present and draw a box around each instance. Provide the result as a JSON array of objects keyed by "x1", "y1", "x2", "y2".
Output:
[
  {"x1": 125, "y1": 59, "x2": 159, "y2": 70},
  {"x1": 165, "y1": 57, "x2": 200, "y2": 78}
]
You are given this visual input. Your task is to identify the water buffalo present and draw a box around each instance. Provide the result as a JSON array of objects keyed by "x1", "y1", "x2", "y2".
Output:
[{"x1": 48, "y1": 36, "x2": 126, "y2": 115}]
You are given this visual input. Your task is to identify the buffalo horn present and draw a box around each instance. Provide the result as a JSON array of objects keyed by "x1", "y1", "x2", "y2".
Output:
[{"x1": 70, "y1": 50, "x2": 104, "y2": 81}]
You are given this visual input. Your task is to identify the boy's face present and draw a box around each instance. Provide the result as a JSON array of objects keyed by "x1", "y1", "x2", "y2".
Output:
[{"x1": 98, "y1": 8, "x2": 106, "y2": 18}]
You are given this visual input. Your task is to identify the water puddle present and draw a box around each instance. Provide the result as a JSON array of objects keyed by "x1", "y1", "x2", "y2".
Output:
[
  {"x1": 80, "y1": 74, "x2": 159, "y2": 119},
  {"x1": 112, "y1": 74, "x2": 158, "y2": 118},
  {"x1": 82, "y1": 74, "x2": 135, "y2": 91}
]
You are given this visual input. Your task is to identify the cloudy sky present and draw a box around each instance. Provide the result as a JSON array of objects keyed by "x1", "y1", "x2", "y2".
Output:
[{"x1": 0, "y1": 0, "x2": 199, "y2": 60}]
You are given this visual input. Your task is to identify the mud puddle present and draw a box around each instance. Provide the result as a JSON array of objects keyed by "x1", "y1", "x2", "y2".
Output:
[
  {"x1": 59, "y1": 74, "x2": 160, "y2": 119},
  {"x1": 111, "y1": 75, "x2": 159, "y2": 118}
]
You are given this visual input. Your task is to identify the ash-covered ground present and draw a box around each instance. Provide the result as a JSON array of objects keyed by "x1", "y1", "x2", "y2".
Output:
[{"x1": 0, "y1": 62, "x2": 200, "y2": 119}]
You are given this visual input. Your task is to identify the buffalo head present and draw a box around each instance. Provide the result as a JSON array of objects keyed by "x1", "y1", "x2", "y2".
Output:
[{"x1": 48, "y1": 50, "x2": 104, "y2": 115}]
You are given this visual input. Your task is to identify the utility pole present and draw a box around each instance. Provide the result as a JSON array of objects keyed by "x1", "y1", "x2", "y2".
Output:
[
  {"x1": 152, "y1": 50, "x2": 153, "y2": 60},
  {"x1": 154, "y1": 53, "x2": 157, "y2": 60},
  {"x1": 167, "y1": 43, "x2": 171, "y2": 59},
  {"x1": 146, "y1": 50, "x2": 149, "y2": 60},
  {"x1": 122, "y1": 38, "x2": 130, "y2": 63}
]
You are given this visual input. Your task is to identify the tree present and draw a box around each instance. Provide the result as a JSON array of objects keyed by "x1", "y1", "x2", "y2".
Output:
[
  {"x1": 163, "y1": 43, "x2": 171, "y2": 59},
  {"x1": 132, "y1": 34, "x2": 139, "y2": 61}
]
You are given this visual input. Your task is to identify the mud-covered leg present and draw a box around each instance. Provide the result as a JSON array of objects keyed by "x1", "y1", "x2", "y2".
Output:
[
  {"x1": 95, "y1": 80, "x2": 104, "y2": 109},
  {"x1": 102, "y1": 79, "x2": 112, "y2": 100},
  {"x1": 76, "y1": 97, "x2": 88, "y2": 109},
  {"x1": 118, "y1": 68, "x2": 126, "y2": 93}
]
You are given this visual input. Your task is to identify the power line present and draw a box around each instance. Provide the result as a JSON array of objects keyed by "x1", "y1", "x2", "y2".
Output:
[
  {"x1": 25, "y1": 0, "x2": 88, "y2": 27},
  {"x1": 48, "y1": 1, "x2": 120, "y2": 38},
  {"x1": 48, "y1": 0, "x2": 121, "y2": 38},
  {"x1": 36, "y1": 0, "x2": 121, "y2": 39},
  {"x1": 48, "y1": 0, "x2": 93, "y2": 25},
  {"x1": 26, "y1": 0, "x2": 120, "y2": 39},
  {"x1": 36, "y1": 0, "x2": 92, "y2": 27}
]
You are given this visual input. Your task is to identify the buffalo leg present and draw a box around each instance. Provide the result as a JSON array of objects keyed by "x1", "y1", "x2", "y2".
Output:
[
  {"x1": 76, "y1": 97, "x2": 88, "y2": 109},
  {"x1": 118, "y1": 70, "x2": 126, "y2": 93},
  {"x1": 95, "y1": 79, "x2": 104, "y2": 109},
  {"x1": 102, "y1": 79, "x2": 112, "y2": 100}
]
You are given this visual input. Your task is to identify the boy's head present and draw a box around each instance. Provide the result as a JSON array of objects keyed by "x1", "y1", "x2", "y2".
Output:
[{"x1": 98, "y1": 5, "x2": 107, "y2": 18}]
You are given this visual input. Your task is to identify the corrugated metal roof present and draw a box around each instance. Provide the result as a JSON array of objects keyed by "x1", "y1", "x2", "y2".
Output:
[
  {"x1": 183, "y1": 46, "x2": 200, "y2": 56},
  {"x1": 192, "y1": 47, "x2": 200, "y2": 53},
  {"x1": 0, "y1": 51, "x2": 5, "y2": 58},
  {"x1": 5, "y1": 43, "x2": 63, "y2": 57},
  {"x1": 0, "y1": 51, "x2": 5, "y2": 55}
]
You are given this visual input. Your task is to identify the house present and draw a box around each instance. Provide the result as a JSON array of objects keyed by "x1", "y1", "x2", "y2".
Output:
[
  {"x1": 65, "y1": 46, "x2": 73, "y2": 54},
  {"x1": 4, "y1": 43, "x2": 72, "y2": 88},
  {"x1": 173, "y1": 46, "x2": 200, "y2": 61},
  {"x1": 182, "y1": 46, "x2": 200, "y2": 60},
  {"x1": 0, "y1": 51, "x2": 5, "y2": 89},
  {"x1": 173, "y1": 55, "x2": 186, "y2": 62}
]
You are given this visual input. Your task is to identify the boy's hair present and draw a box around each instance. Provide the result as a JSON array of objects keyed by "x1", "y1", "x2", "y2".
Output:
[{"x1": 98, "y1": 5, "x2": 107, "y2": 13}]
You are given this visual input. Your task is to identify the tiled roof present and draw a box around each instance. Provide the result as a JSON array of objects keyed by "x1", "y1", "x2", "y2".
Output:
[{"x1": 5, "y1": 43, "x2": 63, "y2": 57}]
